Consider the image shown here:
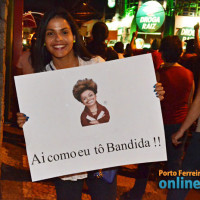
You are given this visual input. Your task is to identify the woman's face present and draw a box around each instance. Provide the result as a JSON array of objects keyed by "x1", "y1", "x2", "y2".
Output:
[
  {"x1": 80, "y1": 90, "x2": 97, "y2": 107},
  {"x1": 45, "y1": 17, "x2": 74, "y2": 60}
]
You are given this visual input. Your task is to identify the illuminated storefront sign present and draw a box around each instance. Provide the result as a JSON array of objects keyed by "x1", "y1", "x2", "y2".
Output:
[
  {"x1": 174, "y1": 16, "x2": 200, "y2": 42},
  {"x1": 136, "y1": 1, "x2": 165, "y2": 33},
  {"x1": 177, "y1": 27, "x2": 194, "y2": 41},
  {"x1": 177, "y1": 27, "x2": 200, "y2": 41}
]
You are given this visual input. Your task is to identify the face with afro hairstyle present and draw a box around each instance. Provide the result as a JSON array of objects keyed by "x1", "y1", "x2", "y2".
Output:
[{"x1": 73, "y1": 79, "x2": 98, "y2": 103}]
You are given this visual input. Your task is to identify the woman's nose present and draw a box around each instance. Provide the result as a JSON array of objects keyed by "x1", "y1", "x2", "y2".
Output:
[{"x1": 55, "y1": 33, "x2": 63, "y2": 41}]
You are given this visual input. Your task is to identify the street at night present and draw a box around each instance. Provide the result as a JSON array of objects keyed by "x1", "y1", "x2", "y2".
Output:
[{"x1": 1, "y1": 0, "x2": 200, "y2": 200}]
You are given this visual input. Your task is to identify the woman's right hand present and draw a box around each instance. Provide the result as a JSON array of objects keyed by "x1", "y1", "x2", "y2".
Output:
[
  {"x1": 171, "y1": 130, "x2": 184, "y2": 146},
  {"x1": 17, "y1": 113, "x2": 29, "y2": 128}
]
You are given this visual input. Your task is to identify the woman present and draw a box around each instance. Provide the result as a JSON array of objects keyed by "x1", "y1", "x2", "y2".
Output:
[
  {"x1": 86, "y1": 21, "x2": 118, "y2": 61},
  {"x1": 171, "y1": 23, "x2": 200, "y2": 200},
  {"x1": 158, "y1": 36, "x2": 194, "y2": 200},
  {"x1": 16, "y1": 7, "x2": 165, "y2": 200},
  {"x1": 113, "y1": 42, "x2": 124, "y2": 59},
  {"x1": 73, "y1": 78, "x2": 110, "y2": 127}
]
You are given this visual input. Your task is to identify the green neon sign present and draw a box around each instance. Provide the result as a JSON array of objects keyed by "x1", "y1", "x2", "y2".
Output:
[{"x1": 136, "y1": 1, "x2": 165, "y2": 33}]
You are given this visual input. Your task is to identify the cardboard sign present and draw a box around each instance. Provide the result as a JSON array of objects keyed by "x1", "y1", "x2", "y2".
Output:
[{"x1": 15, "y1": 54, "x2": 167, "y2": 181}]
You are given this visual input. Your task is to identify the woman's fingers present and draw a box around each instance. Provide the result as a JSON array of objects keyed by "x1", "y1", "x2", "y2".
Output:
[
  {"x1": 171, "y1": 131, "x2": 184, "y2": 146},
  {"x1": 156, "y1": 90, "x2": 165, "y2": 100},
  {"x1": 154, "y1": 83, "x2": 165, "y2": 101},
  {"x1": 18, "y1": 121, "x2": 25, "y2": 128},
  {"x1": 172, "y1": 136, "x2": 182, "y2": 146},
  {"x1": 16, "y1": 112, "x2": 29, "y2": 128},
  {"x1": 17, "y1": 118, "x2": 26, "y2": 128}
]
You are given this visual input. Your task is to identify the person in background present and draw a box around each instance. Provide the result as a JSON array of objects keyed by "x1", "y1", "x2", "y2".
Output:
[
  {"x1": 113, "y1": 42, "x2": 124, "y2": 59},
  {"x1": 171, "y1": 23, "x2": 200, "y2": 200},
  {"x1": 158, "y1": 36, "x2": 194, "y2": 200},
  {"x1": 86, "y1": 21, "x2": 118, "y2": 61},
  {"x1": 179, "y1": 38, "x2": 200, "y2": 98},
  {"x1": 149, "y1": 38, "x2": 163, "y2": 71},
  {"x1": 179, "y1": 39, "x2": 197, "y2": 68},
  {"x1": 124, "y1": 43, "x2": 133, "y2": 57},
  {"x1": 16, "y1": 34, "x2": 36, "y2": 75}
]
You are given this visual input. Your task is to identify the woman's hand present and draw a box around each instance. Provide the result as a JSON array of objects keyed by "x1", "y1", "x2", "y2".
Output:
[
  {"x1": 17, "y1": 113, "x2": 29, "y2": 128},
  {"x1": 194, "y1": 22, "x2": 199, "y2": 30},
  {"x1": 89, "y1": 120, "x2": 100, "y2": 125},
  {"x1": 132, "y1": 31, "x2": 138, "y2": 38},
  {"x1": 171, "y1": 130, "x2": 185, "y2": 146},
  {"x1": 154, "y1": 83, "x2": 165, "y2": 101}
]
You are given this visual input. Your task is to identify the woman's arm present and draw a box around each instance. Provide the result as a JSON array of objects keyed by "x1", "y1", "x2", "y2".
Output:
[
  {"x1": 188, "y1": 81, "x2": 195, "y2": 108},
  {"x1": 172, "y1": 77, "x2": 200, "y2": 146},
  {"x1": 98, "y1": 107, "x2": 110, "y2": 124},
  {"x1": 81, "y1": 113, "x2": 92, "y2": 127},
  {"x1": 130, "y1": 31, "x2": 138, "y2": 51}
]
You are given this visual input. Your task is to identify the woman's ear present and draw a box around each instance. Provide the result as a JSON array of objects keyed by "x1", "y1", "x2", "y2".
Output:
[{"x1": 73, "y1": 36, "x2": 76, "y2": 43}]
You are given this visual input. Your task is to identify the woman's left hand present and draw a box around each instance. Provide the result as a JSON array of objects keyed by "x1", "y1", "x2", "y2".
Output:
[
  {"x1": 154, "y1": 83, "x2": 165, "y2": 101},
  {"x1": 90, "y1": 120, "x2": 100, "y2": 125},
  {"x1": 171, "y1": 130, "x2": 184, "y2": 146}
]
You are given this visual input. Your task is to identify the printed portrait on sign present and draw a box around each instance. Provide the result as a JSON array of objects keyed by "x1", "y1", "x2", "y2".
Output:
[{"x1": 73, "y1": 78, "x2": 110, "y2": 127}]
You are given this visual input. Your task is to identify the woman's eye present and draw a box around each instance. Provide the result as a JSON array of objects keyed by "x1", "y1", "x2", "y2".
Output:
[
  {"x1": 63, "y1": 30, "x2": 68, "y2": 35},
  {"x1": 46, "y1": 32, "x2": 54, "y2": 36}
]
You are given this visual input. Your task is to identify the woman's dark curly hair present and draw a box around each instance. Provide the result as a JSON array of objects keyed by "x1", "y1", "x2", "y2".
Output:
[
  {"x1": 159, "y1": 36, "x2": 182, "y2": 62},
  {"x1": 31, "y1": 7, "x2": 92, "y2": 72},
  {"x1": 73, "y1": 79, "x2": 97, "y2": 102}
]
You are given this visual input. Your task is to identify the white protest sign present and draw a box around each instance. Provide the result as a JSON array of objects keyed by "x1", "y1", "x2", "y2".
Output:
[{"x1": 15, "y1": 54, "x2": 167, "y2": 182}]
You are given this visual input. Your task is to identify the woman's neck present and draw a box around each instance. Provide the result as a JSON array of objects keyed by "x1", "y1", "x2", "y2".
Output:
[
  {"x1": 88, "y1": 104, "x2": 98, "y2": 115},
  {"x1": 52, "y1": 52, "x2": 79, "y2": 69}
]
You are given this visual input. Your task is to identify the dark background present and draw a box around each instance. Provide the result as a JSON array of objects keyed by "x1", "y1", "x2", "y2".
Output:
[
  {"x1": 24, "y1": 0, "x2": 116, "y2": 25},
  {"x1": 24, "y1": 0, "x2": 106, "y2": 12}
]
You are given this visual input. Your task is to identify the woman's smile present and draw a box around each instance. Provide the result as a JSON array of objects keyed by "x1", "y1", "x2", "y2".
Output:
[
  {"x1": 87, "y1": 99, "x2": 95, "y2": 105},
  {"x1": 45, "y1": 17, "x2": 74, "y2": 60},
  {"x1": 80, "y1": 90, "x2": 97, "y2": 108}
]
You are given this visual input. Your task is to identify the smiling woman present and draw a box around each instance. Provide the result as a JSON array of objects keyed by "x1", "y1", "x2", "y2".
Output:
[
  {"x1": 73, "y1": 78, "x2": 110, "y2": 126},
  {"x1": 31, "y1": 7, "x2": 94, "y2": 73}
]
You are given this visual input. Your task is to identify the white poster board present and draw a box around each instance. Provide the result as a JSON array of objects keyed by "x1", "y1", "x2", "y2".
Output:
[{"x1": 15, "y1": 54, "x2": 167, "y2": 182}]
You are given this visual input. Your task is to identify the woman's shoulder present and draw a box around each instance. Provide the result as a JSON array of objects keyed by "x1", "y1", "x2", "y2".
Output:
[
  {"x1": 81, "y1": 106, "x2": 89, "y2": 116},
  {"x1": 79, "y1": 56, "x2": 105, "y2": 66},
  {"x1": 45, "y1": 61, "x2": 56, "y2": 71},
  {"x1": 173, "y1": 64, "x2": 193, "y2": 76},
  {"x1": 89, "y1": 56, "x2": 105, "y2": 64}
]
